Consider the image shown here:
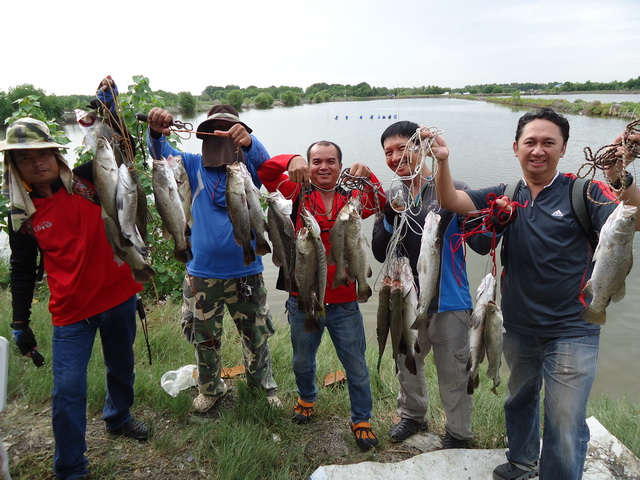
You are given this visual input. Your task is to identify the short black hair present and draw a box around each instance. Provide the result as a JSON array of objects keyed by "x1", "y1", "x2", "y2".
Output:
[
  {"x1": 381, "y1": 121, "x2": 420, "y2": 147},
  {"x1": 306, "y1": 140, "x2": 342, "y2": 163},
  {"x1": 515, "y1": 108, "x2": 570, "y2": 144}
]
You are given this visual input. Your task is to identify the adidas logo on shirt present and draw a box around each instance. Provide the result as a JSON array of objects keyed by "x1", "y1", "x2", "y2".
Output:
[{"x1": 551, "y1": 210, "x2": 564, "y2": 217}]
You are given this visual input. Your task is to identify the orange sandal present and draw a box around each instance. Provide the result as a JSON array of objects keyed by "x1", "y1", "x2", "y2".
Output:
[
  {"x1": 350, "y1": 421, "x2": 379, "y2": 450},
  {"x1": 292, "y1": 398, "x2": 314, "y2": 424}
]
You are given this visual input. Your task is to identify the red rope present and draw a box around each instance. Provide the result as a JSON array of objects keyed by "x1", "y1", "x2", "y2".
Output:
[{"x1": 450, "y1": 193, "x2": 528, "y2": 284}]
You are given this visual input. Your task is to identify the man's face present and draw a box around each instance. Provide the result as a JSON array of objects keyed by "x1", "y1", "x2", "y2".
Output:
[
  {"x1": 383, "y1": 135, "x2": 419, "y2": 177},
  {"x1": 309, "y1": 144, "x2": 342, "y2": 189},
  {"x1": 13, "y1": 148, "x2": 60, "y2": 192},
  {"x1": 513, "y1": 119, "x2": 567, "y2": 182}
]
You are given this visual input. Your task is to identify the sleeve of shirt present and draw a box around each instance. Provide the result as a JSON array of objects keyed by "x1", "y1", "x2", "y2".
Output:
[
  {"x1": 257, "y1": 154, "x2": 302, "y2": 199},
  {"x1": 8, "y1": 218, "x2": 39, "y2": 324},
  {"x1": 146, "y1": 130, "x2": 185, "y2": 161},
  {"x1": 587, "y1": 180, "x2": 619, "y2": 231},
  {"x1": 371, "y1": 213, "x2": 392, "y2": 264},
  {"x1": 243, "y1": 135, "x2": 271, "y2": 188},
  {"x1": 454, "y1": 180, "x2": 493, "y2": 255}
]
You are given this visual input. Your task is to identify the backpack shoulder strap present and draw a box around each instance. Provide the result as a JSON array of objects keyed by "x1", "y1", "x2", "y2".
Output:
[
  {"x1": 571, "y1": 177, "x2": 598, "y2": 249},
  {"x1": 503, "y1": 180, "x2": 521, "y2": 201}
]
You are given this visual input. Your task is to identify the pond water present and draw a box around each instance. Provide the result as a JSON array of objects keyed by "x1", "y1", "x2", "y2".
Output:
[{"x1": 56, "y1": 97, "x2": 640, "y2": 400}]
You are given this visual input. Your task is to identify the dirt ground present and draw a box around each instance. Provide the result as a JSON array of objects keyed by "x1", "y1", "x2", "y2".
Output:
[{"x1": 1, "y1": 394, "x2": 420, "y2": 480}]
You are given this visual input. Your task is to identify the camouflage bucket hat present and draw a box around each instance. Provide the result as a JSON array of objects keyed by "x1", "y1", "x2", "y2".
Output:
[{"x1": 0, "y1": 117, "x2": 67, "y2": 152}]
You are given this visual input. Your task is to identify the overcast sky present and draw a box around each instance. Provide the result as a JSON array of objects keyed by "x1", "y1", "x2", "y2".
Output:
[{"x1": 3, "y1": 0, "x2": 639, "y2": 96}]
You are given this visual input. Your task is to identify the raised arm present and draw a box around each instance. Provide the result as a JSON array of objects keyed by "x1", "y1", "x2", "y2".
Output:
[{"x1": 424, "y1": 131, "x2": 477, "y2": 214}]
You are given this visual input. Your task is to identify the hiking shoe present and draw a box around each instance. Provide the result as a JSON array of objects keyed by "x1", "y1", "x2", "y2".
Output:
[
  {"x1": 266, "y1": 392, "x2": 283, "y2": 409},
  {"x1": 442, "y1": 432, "x2": 470, "y2": 449},
  {"x1": 292, "y1": 398, "x2": 315, "y2": 424},
  {"x1": 493, "y1": 461, "x2": 539, "y2": 480},
  {"x1": 350, "y1": 421, "x2": 379, "y2": 450},
  {"x1": 388, "y1": 418, "x2": 427, "y2": 442},
  {"x1": 192, "y1": 382, "x2": 229, "y2": 413},
  {"x1": 107, "y1": 417, "x2": 149, "y2": 441}
]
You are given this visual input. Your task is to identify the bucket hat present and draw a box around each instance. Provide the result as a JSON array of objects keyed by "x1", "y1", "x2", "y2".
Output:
[
  {"x1": 2, "y1": 117, "x2": 72, "y2": 232},
  {"x1": 197, "y1": 105, "x2": 252, "y2": 168},
  {"x1": 0, "y1": 117, "x2": 67, "y2": 151}
]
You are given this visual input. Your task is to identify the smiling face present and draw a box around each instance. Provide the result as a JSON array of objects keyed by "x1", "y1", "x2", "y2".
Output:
[
  {"x1": 309, "y1": 143, "x2": 342, "y2": 189},
  {"x1": 13, "y1": 148, "x2": 60, "y2": 195},
  {"x1": 382, "y1": 135, "x2": 422, "y2": 177},
  {"x1": 513, "y1": 119, "x2": 567, "y2": 184}
]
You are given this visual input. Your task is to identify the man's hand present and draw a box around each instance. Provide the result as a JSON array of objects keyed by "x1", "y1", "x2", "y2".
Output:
[
  {"x1": 213, "y1": 123, "x2": 252, "y2": 150},
  {"x1": 97, "y1": 75, "x2": 117, "y2": 94},
  {"x1": 347, "y1": 163, "x2": 372, "y2": 178},
  {"x1": 287, "y1": 156, "x2": 310, "y2": 187},
  {"x1": 147, "y1": 107, "x2": 174, "y2": 137},
  {"x1": 12, "y1": 324, "x2": 37, "y2": 356},
  {"x1": 420, "y1": 127, "x2": 450, "y2": 162}
]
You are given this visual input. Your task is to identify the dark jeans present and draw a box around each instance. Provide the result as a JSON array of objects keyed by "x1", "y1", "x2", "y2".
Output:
[{"x1": 52, "y1": 295, "x2": 137, "y2": 479}]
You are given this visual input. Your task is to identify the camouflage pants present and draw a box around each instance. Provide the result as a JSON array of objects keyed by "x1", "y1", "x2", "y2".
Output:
[{"x1": 182, "y1": 273, "x2": 277, "y2": 397}]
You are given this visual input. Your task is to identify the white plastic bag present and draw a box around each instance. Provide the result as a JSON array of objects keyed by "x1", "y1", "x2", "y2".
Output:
[{"x1": 160, "y1": 364, "x2": 198, "y2": 397}]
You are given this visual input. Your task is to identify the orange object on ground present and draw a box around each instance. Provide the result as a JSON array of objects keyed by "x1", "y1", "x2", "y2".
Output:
[{"x1": 323, "y1": 370, "x2": 346, "y2": 387}]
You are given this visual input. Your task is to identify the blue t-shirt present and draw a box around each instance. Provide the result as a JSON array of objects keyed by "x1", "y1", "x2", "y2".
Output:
[
  {"x1": 466, "y1": 173, "x2": 616, "y2": 337},
  {"x1": 148, "y1": 133, "x2": 270, "y2": 279}
]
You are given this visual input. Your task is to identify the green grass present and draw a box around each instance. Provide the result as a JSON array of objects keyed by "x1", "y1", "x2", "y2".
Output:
[{"x1": 0, "y1": 287, "x2": 638, "y2": 479}]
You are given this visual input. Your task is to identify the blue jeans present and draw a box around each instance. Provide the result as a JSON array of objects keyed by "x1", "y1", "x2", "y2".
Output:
[
  {"x1": 52, "y1": 295, "x2": 137, "y2": 479},
  {"x1": 503, "y1": 331, "x2": 599, "y2": 480},
  {"x1": 287, "y1": 295, "x2": 372, "y2": 423}
]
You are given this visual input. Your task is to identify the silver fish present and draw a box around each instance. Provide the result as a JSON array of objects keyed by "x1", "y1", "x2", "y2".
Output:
[
  {"x1": 469, "y1": 273, "x2": 496, "y2": 329},
  {"x1": 266, "y1": 191, "x2": 296, "y2": 292},
  {"x1": 328, "y1": 204, "x2": 349, "y2": 288},
  {"x1": 332, "y1": 198, "x2": 372, "y2": 302},
  {"x1": 467, "y1": 308, "x2": 486, "y2": 395},
  {"x1": 484, "y1": 300, "x2": 504, "y2": 395},
  {"x1": 153, "y1": 158, "x2": 192, "y2": 264},
  {"x1": 226, "y1": 163, "x2": 255, "y2": 266},
  {"x1": 93, "y1": 137, "x2": 119, "y2": 224},
  {"x1": 240, "y1": 163, "x2": 271, "y2": 257},
  {"x1": 75, "y1": 109, "x2": 113, "y2": 155},
  {"x1": 166, "y1": 155, "x2": 192, "y2": 227},
  {"x1": 581, "y1": 201, "x2": 637, "y2": 325},
  {"x1": 116, "y1": 163, "x2": 148, "y2": 256},
  {"x1": 413, "y1": 211, "x2": 441, "y2": 329},
  {"x1": 103, "y1": 215, "x2": 154, "y2": 283},
  {"x1": 294, "y1": 208, "x2": 327, "y2": 332},
  {"x1": 376, "y1": 274, "x2": 393, "y2": 372},
  {"x1": 400, "y1": 258, "x2": 419, "y2": 375}
]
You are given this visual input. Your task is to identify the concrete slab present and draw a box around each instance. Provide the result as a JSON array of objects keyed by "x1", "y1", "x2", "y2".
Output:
[{"x1": 309, "y1": 417, "x2": 640, "y2": 480}]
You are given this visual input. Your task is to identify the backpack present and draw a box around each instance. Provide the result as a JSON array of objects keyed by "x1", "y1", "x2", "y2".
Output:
[{"x1": 502, "y1": 177, "x2": 598, "y2": 249}]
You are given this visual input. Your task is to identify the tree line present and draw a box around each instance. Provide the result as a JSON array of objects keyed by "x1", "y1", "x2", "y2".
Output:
[{"x1": 2, "y1": 77, "x2": 640, "y2": 126}]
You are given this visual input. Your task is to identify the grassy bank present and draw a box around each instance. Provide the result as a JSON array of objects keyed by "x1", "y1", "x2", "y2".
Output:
[
  {"x1": 0, "y1": 288, "x2": 638, "y2": 479},
  {"x1": 448, "y1": 93, "x2": 640, "y2": 119}
]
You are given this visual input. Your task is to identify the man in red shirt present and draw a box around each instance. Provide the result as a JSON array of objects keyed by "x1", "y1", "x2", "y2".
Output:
[
  {"x1": 4, "y1": 110, "x2": 148, "y2": 478},
  {"x1": 258, "y1": 141, "x2": 385, "y2": 450}
]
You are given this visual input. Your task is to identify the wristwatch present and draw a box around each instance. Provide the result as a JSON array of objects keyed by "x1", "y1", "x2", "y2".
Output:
[{"x1": 612, "y1": 171, "x2": 634, "y2": 189}]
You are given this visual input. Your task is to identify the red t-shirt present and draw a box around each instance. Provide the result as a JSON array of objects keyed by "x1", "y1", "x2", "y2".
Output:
[{"x1": 32, "y1": 188, "x2": 142, "y2": 326}]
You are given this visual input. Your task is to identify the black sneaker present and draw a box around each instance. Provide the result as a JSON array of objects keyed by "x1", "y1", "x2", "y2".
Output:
[
  {"x1": 442, "y1": 432, "x2": 470, "y2": 449},
  {"x1": 350, "y1": 421, "x2": 379, "y2": 450},
  {"x1": 493, "y1": 461, "x2": 539, "y2": 480},
  {"x1": 107, "y1": 417, "x2": 149, "y2": 441},
  {"x1": 388, "y1": 418, "x2": 427, "y2": 442}
]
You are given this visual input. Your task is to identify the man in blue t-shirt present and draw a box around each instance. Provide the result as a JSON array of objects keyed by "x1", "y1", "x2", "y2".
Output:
[
  {"x1": 432, "y1": 108, "x2": 640, "y2": 480},
  {"x1": 146, "y1": 106, "x2": 280, "y2": 413}
]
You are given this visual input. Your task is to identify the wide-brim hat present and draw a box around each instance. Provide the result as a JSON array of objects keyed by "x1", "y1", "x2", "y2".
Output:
[
  {"x1": 196, "y1": 104, "x2": 253, "y2": 139},
  {"x1": 197, "y1": 105, "x2": 252, "y2": 167},
  {"x1": 0, "y1": 117, "x2": 67, "y2": 152}
]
